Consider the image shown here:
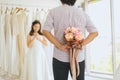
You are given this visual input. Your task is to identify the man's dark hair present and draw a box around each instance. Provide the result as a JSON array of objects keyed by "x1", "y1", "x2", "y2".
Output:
[{"x1": 60, "y1": 0, "x2": 76, "y2": 6}]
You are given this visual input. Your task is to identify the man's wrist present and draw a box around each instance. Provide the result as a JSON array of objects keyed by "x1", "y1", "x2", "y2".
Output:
[{"x1": 56, "y1": 43, "x2": 62, "y2": 49}]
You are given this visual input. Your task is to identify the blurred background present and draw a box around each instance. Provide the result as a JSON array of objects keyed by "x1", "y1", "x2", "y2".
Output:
[{"x1": 0, "y1": 0, "x2": 120, "y2": 80}]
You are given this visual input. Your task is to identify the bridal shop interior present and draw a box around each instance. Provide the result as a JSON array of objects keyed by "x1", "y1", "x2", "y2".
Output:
[{"x1": 0, "y1": 0, "x2": 120, "y2": 80}]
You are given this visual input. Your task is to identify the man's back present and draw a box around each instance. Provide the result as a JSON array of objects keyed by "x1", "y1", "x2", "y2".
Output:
[
  {"x1": 44, "y1": 4, "x2": 97, "y2": 62},
  {"x1": 43, "y1": 1, "x2": 98, "y2": 80},
  {"x1": 51, "y1": 5, "x2": 86, "y2": 39}
]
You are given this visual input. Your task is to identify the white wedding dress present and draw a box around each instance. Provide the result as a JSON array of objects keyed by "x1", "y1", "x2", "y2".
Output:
[{"x1": 23, "y1": 35, "x2": 51, "y2": 80}]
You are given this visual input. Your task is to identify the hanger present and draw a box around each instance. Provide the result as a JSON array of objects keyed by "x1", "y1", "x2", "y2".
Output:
[
  {"x1": 24, "y1": 8, "x2": 26, "y2": 11},
  {"x1": 10, "y1": 4, "x2": 16, "y2": 15},
  {"x1": 40, "y1": 8, "x2": 47, "y2": 14},
  {"x1": 16, "y1": 7, "x2": 23, "y2": 13},
  {"x1": 41, "y1": 8, "x2": 46, "y2": 13},
  {"x1": 10, "y1": 7, "x2": 14, "y2": 14},
  {"x1": 36, "y1": 8, "x2": 39, "y2": 12},
  {"x1": 24, "y1": 8, "x2": 29, "y2": 12},
  {"x1": 5, "y1": 7, "x2": 8, "y2": 14}
]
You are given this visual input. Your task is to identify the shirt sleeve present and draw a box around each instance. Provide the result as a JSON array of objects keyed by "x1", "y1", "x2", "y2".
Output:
[
  {"x1": 85, "y1": 13, "x2": 98, "y2": 33},
  {"x1": 43, "y1": 10, "x2": 54, "y2": 32}
]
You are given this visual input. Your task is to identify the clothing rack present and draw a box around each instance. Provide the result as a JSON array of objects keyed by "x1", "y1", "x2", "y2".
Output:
[
  {"x1": 0, "y1": 2, "x2": 53, "y2": 8},
  {"x1": 0, "y1": 2, "x2": 51, "y2": 13}
]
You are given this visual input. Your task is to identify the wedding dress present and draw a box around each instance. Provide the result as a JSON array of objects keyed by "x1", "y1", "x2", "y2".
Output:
[
  {"x1": 4, "y1": 10, "x2": 12, "y2": 73},
  {"x1": 23, "y1": 35, "x2": 51, "y2": 80}
]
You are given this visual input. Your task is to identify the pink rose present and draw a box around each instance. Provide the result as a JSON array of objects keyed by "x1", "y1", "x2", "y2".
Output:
[
  {"x1": 65, "y1": 33, "x2": 74, "y2": 41},
  {"x1": 64, "y1": 27, "x2": 71, "y2": 34},
  {"x1": 75, "y1": 33, "x2": 83, "y2": 41}
]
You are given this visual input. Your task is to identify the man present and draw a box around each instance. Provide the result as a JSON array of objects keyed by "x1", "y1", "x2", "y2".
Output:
[{"x1": 43, "y1": 0, "x2": 98, "y2": 80}]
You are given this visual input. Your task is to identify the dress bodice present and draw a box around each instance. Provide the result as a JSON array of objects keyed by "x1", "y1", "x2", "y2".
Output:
[{"x1": 30, "y1": 35, "x2": 43, "y2": 48}]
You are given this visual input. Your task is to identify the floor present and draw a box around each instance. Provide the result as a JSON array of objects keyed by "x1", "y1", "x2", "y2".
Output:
[
  {"x1": 0, "y1": 71, "x2": 113, "y2": 80},
  {"x1": 0, "y1": 76, "x2": 112, "y2": 80},
  {"x1": 68, "y1": 73, "x2": 112, "y2": 80},
  {"x1": 85, "y1": 76, "x2": 112, "y2": 80}
]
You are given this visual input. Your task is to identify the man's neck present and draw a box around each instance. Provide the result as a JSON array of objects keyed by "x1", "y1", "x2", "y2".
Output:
[{"x1": 62, "y1": 4, "x2": 74, "y2": 6}]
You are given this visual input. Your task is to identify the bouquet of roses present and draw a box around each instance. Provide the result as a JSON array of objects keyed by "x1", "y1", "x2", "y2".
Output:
[{"x1": 64, "y1": 27, "x2": 84, "y2": 80}]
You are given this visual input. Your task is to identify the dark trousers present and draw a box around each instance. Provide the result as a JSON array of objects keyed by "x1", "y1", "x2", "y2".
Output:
[{"x1": 53, "y1": 58, "x2": 85, "y2": 80}]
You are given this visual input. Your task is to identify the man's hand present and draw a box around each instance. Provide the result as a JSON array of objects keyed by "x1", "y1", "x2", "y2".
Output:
[
  {"x1": 70, "y1": 39, "x2": 84, "y2": 50},
  {"x1": 58, "y1": 44, "x2": 71, "y2": 52}
]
